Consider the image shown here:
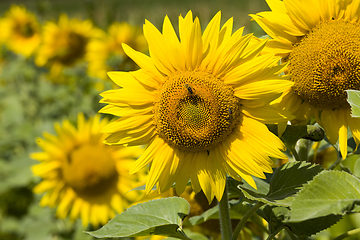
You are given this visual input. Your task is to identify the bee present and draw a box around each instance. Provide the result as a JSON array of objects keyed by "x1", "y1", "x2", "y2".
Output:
[
  {"x1": 184, "y1": 83, "x2": 194, "y2": 95},
  {"x1": 228, "y1": 108, "x2": 232, "y2": 115}
]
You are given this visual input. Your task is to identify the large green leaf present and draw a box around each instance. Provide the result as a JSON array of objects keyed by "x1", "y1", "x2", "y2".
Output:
[
  {"x1": 268, "y1": 161, "x2": 323, "y2": 200},
  {"x1": 239, "y1": 162, "x2": 322, "y2": 206},
  {"x1": 346, "y1": 90, "x2": 360, "y2": 118},
  {"x1": 290, "y1": 171, "x2": 360, "y2": 222},
  {"x1": 260, "y1": 206, "x2": 342, "y2": 237},
  {"x1": 287, "y1": 215, "x2": 343, "y2": 236},
  {"x1": 87, "y1": 197, "x2": 190, "y2": 239}
]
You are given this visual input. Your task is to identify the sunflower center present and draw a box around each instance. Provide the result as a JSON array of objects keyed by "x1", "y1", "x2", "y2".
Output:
[
  {"x1": 57, "y1": 31, "x2": 87, "y2": 65},
  {"x1": 15, "y1": 21, "x2": 35, "y2": 38},
  {"x1": 155, "y1": 71, "x2": 241, "y2": 151},
  {"x1": 62, "y1": 144, "x2": 118, "y2": 197},
  {"x1": 289, "y1": 20, "x2": 360, "y2": 109}
]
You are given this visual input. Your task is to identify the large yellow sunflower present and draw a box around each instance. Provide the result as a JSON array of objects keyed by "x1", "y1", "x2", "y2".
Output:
[
  {"x1": 100, "y1": 11, "x2": 293, "y2": 202},
  {"x1": 35, "y1": 14, "x2": 101, "y2": 82},
  {"x1": 87, "y1": 22, "x2": 147, "y2": 81},
  {"x1": 31, "y1": 113, "x2": 144, "y2": 227},
  {"x1": 251, "y1": 0, "x2": 360, "y2": 159},
  {"x1": 0, "y1": 5, "x2": 41, "y2": 57}
]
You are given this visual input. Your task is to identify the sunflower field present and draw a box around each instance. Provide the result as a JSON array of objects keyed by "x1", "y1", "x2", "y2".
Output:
[{"x1": 1, "y1": 0, "x2": 360, "y2": 240}]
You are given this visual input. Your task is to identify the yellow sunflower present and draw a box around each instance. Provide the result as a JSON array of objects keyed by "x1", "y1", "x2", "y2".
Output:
[
  {"x1": 87, "y1": 22, "x2": 147, "y2": 81},
  {"x1": 35, "y1": 14, "x2": 101, "y2": 82},
  {"x1": 0, "y1": 5, "x2": 41, "y2": 57},
  {"x1": 251, "y1": 0, "x2": 360, "y2": 159},
  {"x1": 31, "y1": 113, "x2": 144, "y2": 227},
  {"x1": 100, "y1": 11, "x2": 293, "y2": 202}
]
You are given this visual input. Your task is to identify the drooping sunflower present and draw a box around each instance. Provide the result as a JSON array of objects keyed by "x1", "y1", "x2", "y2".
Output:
[
  {"x1": 31, "y1": 113, "x2": 144, "y2": 227},
  {"x1": 35, "y1": 14, "x2": 101, "y2": 82},
  {"x1": 0, "y1": 5, "x2": 41, "y2": 57},
  {"x1": 100, "y1": 11, "x2": 293, "y2": 202},
  {"x1": 251, "y1": 0, "x2": 360, "y2": 159},
  {"x1": 87, "y1": 22, "x2": 147, "y2": 82}
]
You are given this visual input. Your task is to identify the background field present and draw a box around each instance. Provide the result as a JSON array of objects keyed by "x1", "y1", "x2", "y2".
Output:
[{"x1": 0, "y1": 0, "x2": 269, "y2": 35}]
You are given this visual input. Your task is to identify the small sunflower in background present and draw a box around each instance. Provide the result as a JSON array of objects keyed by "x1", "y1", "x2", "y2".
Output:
[
  {"x1": 87, "y1": 22, "x2": 147, "y2": 84},
  {"x1": 0, "y1": 5, "x2": 41, "y2": 57},
  {"x1": 251, "y1": 0, "x2": 360, "y2": 159},
  {"x1": 35, "y1": 14, "x2": 101, "y2": 82},
  {"x1": 100, "y1": 11, "x2": 293, "y2": 202},
  {"x1": 31, "y1": 113, "x2": 144, "y2": 227}
]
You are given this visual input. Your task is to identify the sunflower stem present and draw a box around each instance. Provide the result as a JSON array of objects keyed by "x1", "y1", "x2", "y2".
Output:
[
  {"x1": 284, "y1": 227, "x2": 298, "y2": 240},
  {"x1": 329, "y1": 156, "x2": 344, "y2": 170},
  {"x1": 266, "y1": 225, "x2": 285, "y2": 240},
  {"x1": 332, "y1": 227, "x2": 360, "y2": 240},
  {"x1": 219, "y1": 184, "x2": 232, "y2": 240},
  {"x1": 231, "y1": 201, "x2": 264, "y2": 240},
  {"x1": 286, "y1": 143, "x2": 301, "y2": 162}
]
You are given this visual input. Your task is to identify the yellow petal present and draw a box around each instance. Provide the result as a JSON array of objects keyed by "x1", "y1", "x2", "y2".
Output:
[
  {"x1": 337, "y1": 109, "x2": 348, "y2": 159},
  {"x1": 145, "y1": 143, "x2": 174, "y2": 193},
  {"x1": 195, "y1": 151, "x2": 214, "y2": 202},
  {"x1": 129, "y1": 137, "x2": 164, "y2": 175},
  {"x1": 321, "y1": 109, "x2": 340, "y2": 145},
  {"x1": 122, "y1": 43, "x2": 162, "y2": 78}
]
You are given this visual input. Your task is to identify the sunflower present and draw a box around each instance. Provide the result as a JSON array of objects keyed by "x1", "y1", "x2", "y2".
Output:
[
  {"x1": 100, "y1": 11, "x2": 293, "y2": 202},
  {"x1": 251, "y1": 0, "x2": 360, "y2": 159},
  {"x1": 87, "y1": 22, "x2": 147, "y2": 82},
  {"x1": 35, "y1": 14, "x2": 101, "y2": 82},
  {"x1": 0, "y1": 5, "x2": 41, "y2": 57},
  {"x1": 31, "y1": 113, "x2": 144, "y2": 227}
]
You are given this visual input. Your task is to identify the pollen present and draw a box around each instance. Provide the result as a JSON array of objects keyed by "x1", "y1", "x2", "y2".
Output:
[
  {"x1": 154, "y1": 71, "x2": 241, "y2": 151},
  {"x1": 289, "y1": 19, "x2": 360, "y2": 109}
]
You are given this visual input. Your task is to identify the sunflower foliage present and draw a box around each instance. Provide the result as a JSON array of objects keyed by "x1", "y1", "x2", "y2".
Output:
[{"x1": 1, "y1": 1, "x2": 360, "y2": 240}]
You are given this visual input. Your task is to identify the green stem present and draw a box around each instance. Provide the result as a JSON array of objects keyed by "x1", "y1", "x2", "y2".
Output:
[
  {"x1": 231, "y1": 201, "x2": 264, "y2": 240},
  {"x1": 286, "y1": 143, "x2": 301, "y2": 162},
  {"x1": 332, "y1": 228, "x2": 360, "y2": 240},
  {"x1": 297, "y1": 139, "x2": 309, "y2": 161},
  {"x1": 328, "y1": 156, "x2": 343, "y2": 170},
  {"x1": 284, "y1": 227, "x2": 298, "y2": 240},
  {"x1": 266, "y1": 225, "x2": 285, "y2": 240},
  {"x1": 218, "y1": 184, "x2": 232, "y2": 240}
]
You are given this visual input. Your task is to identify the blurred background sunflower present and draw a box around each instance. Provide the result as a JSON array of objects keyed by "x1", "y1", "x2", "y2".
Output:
[
  {"x1": 0, "y1": 5, "x2": 41, "y2": 57},
  {"x1": 31, "y1": 113, "x2": 145, "y2": 227},
  {"x1": 0, "y1": 0, "x2": 359, "y2": 240},
  {"x1": 86, "y1": 21, "x2": 148, "y2": 87}
]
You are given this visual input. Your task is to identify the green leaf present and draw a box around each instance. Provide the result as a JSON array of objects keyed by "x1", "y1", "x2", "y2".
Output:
[
  {"x1": 239, "y1": 162, "x2": 322, "y2": 206},
  {"x1": 353, "y1": 158, "x2": 360, "y2": 179},
  {"x1": 346, "y1": 90, "x2": 360, "y2": 117},
  {"x1": 290, "y1": 171, "x2": 360, "y2": 222},
  {"x1": 268, "y1": 161, "x2": 323, "y2": 200},
  {"x1": 87, "y1": 197, "x2": 190, "y2": 239},
  {"x1": 261, "y1": 206, "x2": 342, "y2": 237},
  {"x1": 237, "y1": 176, "x2": 270, "y2": 197},
  {"x1": 287, "y1": 215, "x2": 343, "y2": 237}
]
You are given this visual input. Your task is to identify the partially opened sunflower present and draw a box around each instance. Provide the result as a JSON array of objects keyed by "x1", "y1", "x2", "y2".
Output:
[
  {"x1": 251, "y1": 0, "x2": 360, "y2": 159},
  {"x1": 31, "y1": 113, "x2": 144, "y2": 227},
  {"x1": 35, "y1": 14, "x2": 101, "y2": 82},
  {"x1": 100, "y1": 11, "x2": 293, "y2": 202}
]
